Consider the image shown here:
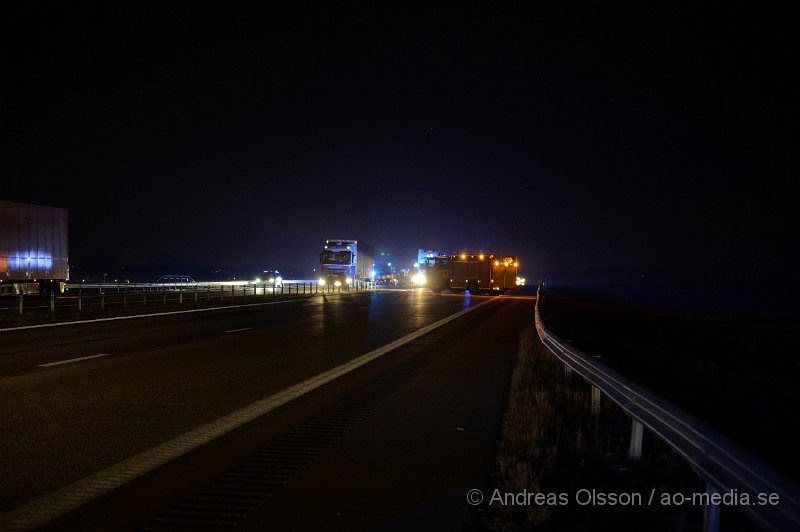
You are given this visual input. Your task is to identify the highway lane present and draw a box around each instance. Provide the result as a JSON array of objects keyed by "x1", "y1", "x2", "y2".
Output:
[
  {"x1": 0, "y1": 298, "x2": 310, "y2": 375},
  {"x1": 33, "y1": 292, "x2": 537, "y2": 531},
  {"x1": 0, "y1": 289, "x2": 504, "y2": 517},
  {"x1": 0, "y1": 289, "x2": 470, "y2": 374},
  {"x1": 238, "y1": 295, "x2": 537, "y2": 531}
]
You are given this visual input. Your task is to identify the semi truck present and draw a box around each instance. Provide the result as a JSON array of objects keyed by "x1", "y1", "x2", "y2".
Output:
[
  {"x1": 318, "y1": 239, "x2": 374, "y2": 287},
  {"x1": 425, "y1": 252, "x2": 519, "y2": 294},
  {"x1": 0, "y1": 199, "x2": 69, "y2": 296}
]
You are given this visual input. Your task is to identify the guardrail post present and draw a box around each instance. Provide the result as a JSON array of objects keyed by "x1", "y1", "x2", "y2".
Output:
[
  {"x1": 123, "y1": 293, "x2": 127, "y2": 308},
  {"x1": 628, "y1": 419, "x2": 643, "y2": 461},
  {"x1": 143, "y1": 292, "x2": 147, "y2": 305},
  {"x1": 163, "y1": 292, "x2": 166, "y2": 305},
  {"x1": 280, "y1": 284, "x2": 284, "y2": 295},
  {"x1": 195, "y1": 288, "x2": 198, "y2": 302},
  {"x1": 591, "y1": 385, "x2": 602, "y2": 417},
  {"x1": 79, "y1": 287, "x2": 82, "y2": 311},
  {"x1": 51, "y1": 292, "x2": 55, "y2": 313},
  {"x1": 179, "y1": 291, "x2": 183, "y2": 304},
  {"x1": 703, "y1": 483, "x2": 721, "y2": 532},
  {"x1": 101, "y1": 293, "x2": 105, "y2": 309},
  {"x1": 18, "y1": 293, "x2": 23, "y2": 316}
]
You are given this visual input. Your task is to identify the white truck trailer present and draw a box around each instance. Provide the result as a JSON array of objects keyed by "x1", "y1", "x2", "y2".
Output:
[{"x1": 0, "y1": 199, "x2": 69, "y2": 295}]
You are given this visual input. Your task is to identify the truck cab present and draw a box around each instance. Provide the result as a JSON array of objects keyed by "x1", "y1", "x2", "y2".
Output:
[{"x1": 318, "y1": 239, "x2": 374, "y2": 288}]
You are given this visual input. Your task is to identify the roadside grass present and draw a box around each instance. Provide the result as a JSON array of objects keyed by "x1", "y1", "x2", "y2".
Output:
[{"x1": 483, "y1": 326, "x2": 711, "y2": 531}]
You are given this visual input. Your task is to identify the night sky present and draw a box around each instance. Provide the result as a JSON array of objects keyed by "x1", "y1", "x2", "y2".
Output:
[{"x1": 4, "y1": 2, "x2": 797, "y2": 300}]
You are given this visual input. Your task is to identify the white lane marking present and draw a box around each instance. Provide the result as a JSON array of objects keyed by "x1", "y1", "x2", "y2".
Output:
[
  {"x1": 0, "y1": 297, "x2": 500, "y2": 531},
  {"x1": 224, "y1": 327, "x2": 253, "y2": 334},
  {"x1": 0, "y1": 299, "x2": 303, "y2": 333},
  {"x1": 37, "y1": 354, "x2": 112, "y2": 368}
]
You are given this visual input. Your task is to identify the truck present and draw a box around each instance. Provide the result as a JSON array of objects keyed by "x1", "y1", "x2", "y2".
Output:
[
  {"x1": 318, "y1": 239, "x2": 374, "y2": 287},
  {"x1": 0, "y1": 199, "x2": 69, "y2": 296},
  {"x1": 425, "y1": 252, "x2": 519, "y2": 295},
  {"x1": 416, "y1": 249, "x2": 448, "y2": 272}
]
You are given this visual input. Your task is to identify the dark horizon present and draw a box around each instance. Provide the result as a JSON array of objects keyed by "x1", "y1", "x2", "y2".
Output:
[{"x1": 4, "y1": 2, "x2": 796, "y2": 304}]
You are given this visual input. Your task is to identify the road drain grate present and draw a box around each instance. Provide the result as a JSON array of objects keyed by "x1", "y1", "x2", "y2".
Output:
[{"x1": 139, "y1": 357, "x2": 427, "y2": 530}]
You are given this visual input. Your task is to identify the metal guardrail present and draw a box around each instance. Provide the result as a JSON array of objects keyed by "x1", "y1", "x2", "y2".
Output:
[
  {"x1": 1, "y1": 280, "x2": 378, "y2": 317},
  {"x1": 535, "y1": 285, "x2": 800, "y2": 532},
  {"x1": 62, "y1": 280, "x2": 377, "y2": 291}
]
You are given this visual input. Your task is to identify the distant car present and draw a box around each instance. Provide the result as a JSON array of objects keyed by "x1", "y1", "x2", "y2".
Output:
[{"x1": 259, "y1": 270, "x2": 283, "y2": 286}]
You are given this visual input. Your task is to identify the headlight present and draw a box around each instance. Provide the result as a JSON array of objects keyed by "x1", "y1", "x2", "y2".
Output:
[
  {"x1": 345, "y1": 277, "x2": 353, "y2": 284},
  {"x1": 318, "y1": 278, "x2": 326, "y2": 286},
  {"x1": 411, "y1": 273, "x2": 426, "y2": 285},
  {"x1": 334, "y1": 280, "x2": 342, "y2": 287},
  {"x1": 268, "y1": 277, "x2": 275, "y2": 283}
]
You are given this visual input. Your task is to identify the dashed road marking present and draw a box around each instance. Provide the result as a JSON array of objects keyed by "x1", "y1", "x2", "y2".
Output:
[
  {"x1": 37, "y1": 354, "x2": 112, "y2": 368},
  {"x1": 224, "y1": 327, "x2": 253, "y2": 334}
]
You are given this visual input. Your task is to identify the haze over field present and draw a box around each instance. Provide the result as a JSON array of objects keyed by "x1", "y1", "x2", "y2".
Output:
[{"x1": 3, "y1": 2, "x2": 795, "y2": 313}]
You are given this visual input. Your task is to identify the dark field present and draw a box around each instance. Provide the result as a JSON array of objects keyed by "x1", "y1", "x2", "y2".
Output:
[{"x1": 537, "y1": 287, "x2": 800, "y2": 484}]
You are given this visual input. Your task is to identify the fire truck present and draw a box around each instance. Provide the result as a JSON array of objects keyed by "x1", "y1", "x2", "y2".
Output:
[{"x1": 425, "y1": 253, "x2": 519, "y2": 294}]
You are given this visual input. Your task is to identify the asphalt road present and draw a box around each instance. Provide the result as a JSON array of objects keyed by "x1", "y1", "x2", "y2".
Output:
[{"x1": 0, "y1": 288, "x2": 536, "y2": 530}]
